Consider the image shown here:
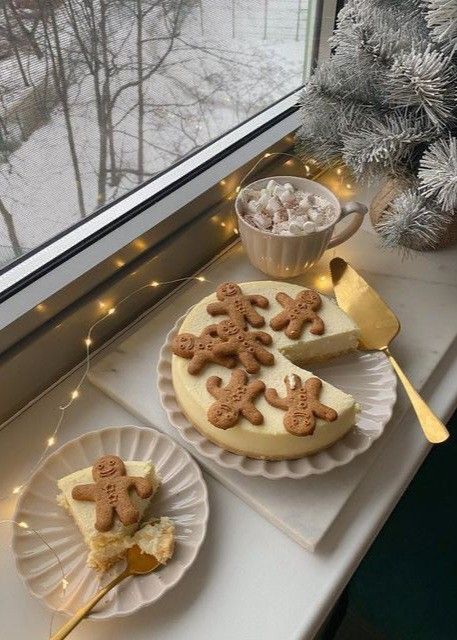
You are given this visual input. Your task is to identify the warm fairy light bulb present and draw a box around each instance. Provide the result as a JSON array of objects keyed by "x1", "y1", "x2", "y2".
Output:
[
  {"x1": 220, "y1": 179, "x2": 226, "y2": 186},
  {"x1": 18, "y1": 521, "x2": 28, "y2": 529},
  {"x1": 84, "y1": 338, "x2": 92, "y2": 347},
  {"x1": 196, "y1": 276, "x2": 206, "y2": 282},
  {"x1": 12, "y1": 486, "x2": 22, "y2": 495},
  {"x1": 235, "y1": 186, "x2": 241, "y2": 193},
  {"x1": 220, "y1": 222, "x2": 226, "y2": 227},
  {"x1": 108, "y1": 307, "x2": 115, "y2": 315},
  {"x1": 61, "y1": 578, "x2": 69, "y2": 591},
  {"x1": 336, "y1": 167, "x2": 343, "y2": 175},
  {"x1": 71, "y1": 389, "x2": 79, "y2": 399},
  {"x1": 346, "y1": 183, "x2": 353, "y2": 190},
  {"x1": 98, "y1": 301, "x2": 106, "y2": 309},
  {"x1": 150, "y1": 281, "x2": 159, "y2": 287},
  {"x1": 304, "y1": 164, "x2": 310, "y2": 174},
  {"x1": 234, "y1": 228, "x2": 239, "y2": 235},
  {"x1": 47, "y1": 436, "x2": 56, "y2": 446},
  {"x1": 264, "y1": 152, "x2": 271, "y2": 158}
]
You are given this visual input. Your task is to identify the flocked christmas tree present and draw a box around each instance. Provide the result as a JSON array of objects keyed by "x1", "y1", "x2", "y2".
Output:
[{"x1": 296, "y1": 0, "x2": 457, "y2": 250}]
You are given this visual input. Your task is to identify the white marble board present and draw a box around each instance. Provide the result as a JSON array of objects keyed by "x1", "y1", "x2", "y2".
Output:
[{"x1": 89, "y1": 234, "x2": 457, "y2": 551}]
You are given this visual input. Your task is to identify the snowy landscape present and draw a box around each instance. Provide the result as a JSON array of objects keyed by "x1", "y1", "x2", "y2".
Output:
[{"x1": 0, "y1": 0, "x2": 313, "y2": 266}]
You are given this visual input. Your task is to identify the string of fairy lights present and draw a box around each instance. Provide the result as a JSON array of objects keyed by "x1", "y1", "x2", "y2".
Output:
[
  {"x1": 7, "y1": 274, "x2": 209, "y2": 500},
  {"x1": 1, "y1": 150, "x2": 353, "y2": 633},
  {"x1": 1, "y1": 274, "x2": 209, "y2": 636}
]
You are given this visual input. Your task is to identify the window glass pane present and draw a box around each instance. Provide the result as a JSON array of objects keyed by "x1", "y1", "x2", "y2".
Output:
[{"x1": 0, "y1": 0, "x2": 320, "y2": 269}]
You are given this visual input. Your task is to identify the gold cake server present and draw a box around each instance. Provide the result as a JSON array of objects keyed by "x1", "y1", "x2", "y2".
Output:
[
  {"x1": 330, "y1": 257, "x2": 449, "y2": 444},
  {"x1": 51, "y1": 546, "x2": 160, "y2": 640}
]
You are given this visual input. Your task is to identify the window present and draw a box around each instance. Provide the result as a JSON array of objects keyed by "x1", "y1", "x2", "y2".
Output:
[{"x1": 0, "y1": 0, "x2": 324, "y2": 275}]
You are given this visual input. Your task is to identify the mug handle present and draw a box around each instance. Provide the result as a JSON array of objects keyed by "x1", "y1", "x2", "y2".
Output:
[{"x1": 327, "y1": 201, "x2": 368, "y2": 249}]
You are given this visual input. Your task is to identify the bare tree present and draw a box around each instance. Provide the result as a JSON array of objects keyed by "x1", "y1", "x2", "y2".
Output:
[
  {"x1": 38, "y1": 0, "x2": 86, "y2": 217},
  {"x1": 0, "y1": 196, "x2": 22, "y2": 257}
]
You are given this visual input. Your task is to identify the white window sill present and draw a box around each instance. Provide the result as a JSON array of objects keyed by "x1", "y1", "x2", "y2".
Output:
[{"x1": 1, "y1": 229, "x2": 456, "y2": 639}]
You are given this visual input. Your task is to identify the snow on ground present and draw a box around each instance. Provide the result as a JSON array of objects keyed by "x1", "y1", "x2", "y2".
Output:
[{"x1": 0, "y1": 0, "x2": 311, "y2": 264}]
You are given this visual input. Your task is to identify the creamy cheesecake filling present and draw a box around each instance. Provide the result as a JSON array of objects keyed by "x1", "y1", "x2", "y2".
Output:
[
  {"x1": 132, "y1": 517, "x2": 175, "y2": 564},
  {"x1": 171, "y1": 281, "x2": 360, "y2": 460}
]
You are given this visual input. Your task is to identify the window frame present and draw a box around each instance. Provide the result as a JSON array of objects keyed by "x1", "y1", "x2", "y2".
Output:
[{"x1": 0, "y1": 0, "x2": 337, "y2": 331}]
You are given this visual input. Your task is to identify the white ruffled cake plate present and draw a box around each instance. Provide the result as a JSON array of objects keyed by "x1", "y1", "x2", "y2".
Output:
[
  {"x1": 158, "y1": 315, "x2": 397, "y2": 480},
  {"x1": 12, "y1": 426, "x2": 209, "y2": 619}
]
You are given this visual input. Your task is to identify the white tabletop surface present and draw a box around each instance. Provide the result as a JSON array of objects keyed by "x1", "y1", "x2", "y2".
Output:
[{"x1": 1, "y1": 225, "x2": 456, "y2": 640}]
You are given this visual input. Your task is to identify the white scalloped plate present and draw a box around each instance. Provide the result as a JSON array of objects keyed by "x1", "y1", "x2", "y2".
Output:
[
  {"x1": 158, "y1": 315, "x2": 397, "y2": 479},
  {"x1": 12, "y1": 425, "x2": 209, "y2": 619}
]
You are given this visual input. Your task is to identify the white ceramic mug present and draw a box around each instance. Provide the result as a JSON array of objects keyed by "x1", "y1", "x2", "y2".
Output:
[{"x1": 235, "y1": 176, "x2": 368, "y2": 278}]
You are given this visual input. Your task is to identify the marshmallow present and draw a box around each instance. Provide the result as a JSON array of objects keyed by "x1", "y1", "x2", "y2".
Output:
[
  {"x1": 266, "y1": 196, "x2": 283, "y2": 214},
  {"x1": 307, "y1": 208, "x2": 325, "y2": 225},
  {"x1": 273, "y1": 184, "x2": 286, "y2": 198},
  {"x1": 273, "y1": 209, "x2": 287, "y2": 224},
  {"x1": 266, "y1": 179, "x2": 277, "y2": 194},
  {"x1": 301, "y1": 221, "x2": 317, "y2": 233},
  {"x1": 289, "y1": 220, "x2": 305, "y2": 235},
  {"x1": 252, "y1": 211, "x2": 272, "y2": 230},
  {"x1": 279, "y1": 190, "x2": 297, "y2": 207},
  {"x1": 283, "y1": 182, "x2": 294, "y2": 191}
]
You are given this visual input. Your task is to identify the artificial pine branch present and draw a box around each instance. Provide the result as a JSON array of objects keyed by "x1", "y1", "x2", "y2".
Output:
[
  {"x1": 341, "y1": 112, "x2": 436, "y2": 179},
  {"x1": 418, "y1": 137, "x2": 457, "y2": 210},
  {"x1": 424, "y1": 0, "x2": 457, "y2": 55},
  {"x1": 376, "y1": 187, "x2": 452, "y2": 250},
  {"x1": 385, "y1": 46, "x2": 456, "y2": 126}
]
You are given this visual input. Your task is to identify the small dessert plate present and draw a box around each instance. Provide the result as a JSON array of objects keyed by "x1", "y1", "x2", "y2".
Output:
[
  {"x1": 12, "y1": 425, "x2": 209, "y2": 619},
  {"x1": 158, "y1": 315, "x2": 397, "y2": 479}
]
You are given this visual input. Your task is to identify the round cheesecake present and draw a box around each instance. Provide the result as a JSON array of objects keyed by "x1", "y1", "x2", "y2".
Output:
[{"x1": 171, "y1": 281, "x2": 360, "y2": 460}]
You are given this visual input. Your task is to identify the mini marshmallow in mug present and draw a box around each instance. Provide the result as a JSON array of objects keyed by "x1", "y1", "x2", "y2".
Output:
[
  {"x1": 279, "y1": 190, "x2": 296, "y2": 207},
  {"x1": 273, "y1": 209, "x2": 287, "y2": 224},
  {"x1": 266, "y1": 196, "x2": 283, "y2": 214},
  {"x1": 308, "y1": 208, "x2": 325, "y2": 225},
  {"x1": 252, "y1": 212, "x2": 271, "y2": 230}
]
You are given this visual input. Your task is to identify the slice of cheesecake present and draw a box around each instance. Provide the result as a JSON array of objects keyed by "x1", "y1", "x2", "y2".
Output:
[{"x1": 57, "y1": 459, "x2": 160, "y2": 571}]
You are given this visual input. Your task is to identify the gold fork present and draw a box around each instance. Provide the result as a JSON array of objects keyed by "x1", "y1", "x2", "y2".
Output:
[{"x1": 51, "y1": 546, "x2": 160, "y2": 640}]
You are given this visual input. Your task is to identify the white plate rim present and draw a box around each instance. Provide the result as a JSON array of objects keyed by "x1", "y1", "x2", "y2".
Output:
[
  {"x1": 157, "y1": 313, "x2": 397, "y2": 480},
  {"x1": 12, "y1": 424, "x2": 209, "y2": 619}
]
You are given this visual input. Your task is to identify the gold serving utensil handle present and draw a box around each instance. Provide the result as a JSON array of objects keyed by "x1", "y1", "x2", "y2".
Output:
[
  {"x1": 51, "y1": 546, "x2": 159, "y2": 640},
  {"x1": 382, "y1": 347, "x2": 449, "y2": 444}
]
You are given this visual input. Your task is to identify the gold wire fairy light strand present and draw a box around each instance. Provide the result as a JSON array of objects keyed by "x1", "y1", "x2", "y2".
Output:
[
  {"x1": 0, "y1": 519, "x2": 70, "y2": 638},
  {"x1": 5, "y1": 274, "x2": 210, "y2": 499},
  {"x1": 2, "y1": 274, "x2": 211, "y2": 634},
  {"x1": 229, "y1": 151, "x2": 338, "y2": 201}
]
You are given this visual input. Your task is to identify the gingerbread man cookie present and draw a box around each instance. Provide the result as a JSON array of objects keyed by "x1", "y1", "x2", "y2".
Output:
[
  {"x1": 265, "y1": 374, "x2": 337, "y2": 436},
  {"x1": 172, "y1": 328, "x2": 237, "y2": 375},
  {"x1": 206, "y1": 369, "x2": 265, "y2": 429},
  {"x1": 208, "y1": 319, "x2": 274, "y2": 373},
  {"x1": 206, "y1": 282, "x2": 269, "y2": 328},
  {"x1": 270, "y1": 289, "x2": 324, "y2": 339},
  {"x1": 72, "y1": 455, "x2": 154, "y2": 532}
]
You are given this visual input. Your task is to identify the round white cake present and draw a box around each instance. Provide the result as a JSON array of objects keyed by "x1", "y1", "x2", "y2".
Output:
[{"x1": 171, "y1": 281, "x2": 360, "y2": 460}]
